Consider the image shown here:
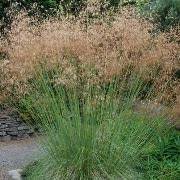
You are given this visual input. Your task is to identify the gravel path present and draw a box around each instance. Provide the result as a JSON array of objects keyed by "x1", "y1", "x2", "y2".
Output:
[{"x1": 0, "y1": 138, "x2": 40, "y2": 180}]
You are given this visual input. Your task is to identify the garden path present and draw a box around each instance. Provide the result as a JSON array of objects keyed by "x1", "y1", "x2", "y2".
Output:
[{"x1": 0, "y1": 137, "x2": 39, "y2": 180}]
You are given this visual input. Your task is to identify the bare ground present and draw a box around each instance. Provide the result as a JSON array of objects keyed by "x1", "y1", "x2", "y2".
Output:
[{"x1": 0, "y1": 137, "x2": 39, "y2": 180}]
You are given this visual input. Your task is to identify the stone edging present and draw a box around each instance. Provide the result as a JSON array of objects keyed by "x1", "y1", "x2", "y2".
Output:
[
  {"x1": 0, "y1": 110, "x2": 34, "y2": 142},
  {"x1": 8, "y1": 169, "x2": 23, "y2": 180}
]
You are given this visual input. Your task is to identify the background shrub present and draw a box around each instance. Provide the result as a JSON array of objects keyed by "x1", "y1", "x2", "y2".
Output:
[
  {"x1": 0, "y1": 0, "x2": 179, "y2": 33},
  {"x1": 141, "y1": 0, "x2": 180, "y2": 30}
]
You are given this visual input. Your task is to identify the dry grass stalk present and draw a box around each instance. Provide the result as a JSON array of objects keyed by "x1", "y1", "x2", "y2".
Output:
[{"x1": 0, "y1": 6, "x2": 179, "y2": 109}]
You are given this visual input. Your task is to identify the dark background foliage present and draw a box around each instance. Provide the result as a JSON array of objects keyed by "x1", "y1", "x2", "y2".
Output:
[
  {"x1": 142, "y1": 0, "x2": 180, "y2": 30},
  {"x1": 0, "y1": 0, "x2": 179, "y2": 34},
  {"x1": 0, "y1": 0, "x2": 85, "y2": 33}
]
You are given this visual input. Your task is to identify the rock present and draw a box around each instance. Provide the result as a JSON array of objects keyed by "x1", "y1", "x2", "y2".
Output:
[
  {"x1": 4, "y1": 127, "x2": 18, "y2": 132},
  {"x1": 0, "y1": 124, "x2": 8, "y2": 129},
  {"x1": 0, "y1": 108, "x2": 35, "y2": 141},
  {"x1": 0, "y1": 135, "x2": 11, "y2": 142},
  {"x1": 0, "y1": 131, "x2": 6, "y2": 136},
  {"x1": 7, "y1": 131, "x2": 19, "y2": 136},
  {"x1": 0, "y1": 115, "x2": 11, "y2": 120},
  {"x1": 18, "y1": 126, "x2": 29, "y2": 131},
  {"x1": 8, "y1": 123, "x2": 20, "y2": 127},
  {"x1": 0, "y1": 120, "x2": 9, "y2": 124},
  {"x1": 8, "y1": 169, "x2": 23, "y2": 180}
]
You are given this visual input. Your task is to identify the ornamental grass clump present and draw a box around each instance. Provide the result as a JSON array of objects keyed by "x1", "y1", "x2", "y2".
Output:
[
  {"x1": 0, "y1": 5, "x2": 179, "y2": 106},
  {"x1": 20, "y1": 67, "x2": 171, "y2": 179}
]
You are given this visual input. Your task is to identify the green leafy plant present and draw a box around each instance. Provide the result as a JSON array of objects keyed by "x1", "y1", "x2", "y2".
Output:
[
  {"x1": 141, "y1": 0, "x2": 180, "y2": 30},
  {"x1": 141, "y1": 130, "x2": 180, "y2": 179}
]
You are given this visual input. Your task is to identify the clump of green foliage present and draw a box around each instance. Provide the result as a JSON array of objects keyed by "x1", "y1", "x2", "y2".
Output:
[
  {"x1": 19, "y1": 67, "x2": 179, "y2": 179},
  {"x1": 140, "y1": 0, "x2": 180, "y2": 30},
  {"x1": 140, "y1": 130, "x2": 180, "y2": 179}
]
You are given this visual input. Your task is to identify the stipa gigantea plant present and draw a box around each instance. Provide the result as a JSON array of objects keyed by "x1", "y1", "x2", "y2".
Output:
[
  {"x1": 0, "y1": 6, "x2": 179, "y2": 107},
  {"x1": 20, "y1": 66, "x2": 172, "y2": 180}
]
